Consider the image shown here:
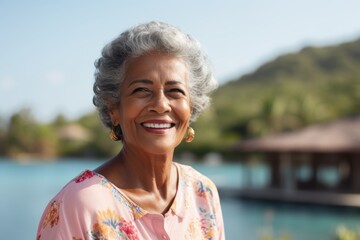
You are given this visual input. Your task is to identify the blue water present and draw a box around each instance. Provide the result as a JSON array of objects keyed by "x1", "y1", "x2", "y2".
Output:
[{"x1": 1, "y1": 159, "x2": 360, "y2": 240}]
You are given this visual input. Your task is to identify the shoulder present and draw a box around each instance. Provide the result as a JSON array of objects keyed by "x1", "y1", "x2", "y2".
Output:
[
  {"x1": 176, "y1": 163, "x2": 219, "y2": 198},
  {"x1": 45, "y1": 170, "x2": 141, "y2": 218},
  {"x1": 36, "y1": 170, "x2": 102, "y2": 239},
  {"x1": 37, "y1": 170, "x2": 138, "y2": 239},
  {"x1": 177, "y1": 163, "x2": 217, "y2": 187},
  {"x1": 43, "y1": 170, "x2": 111, "y2": 216},
  {"x1": 59, "y1": 170, "x2": 107, "y2": 202}
]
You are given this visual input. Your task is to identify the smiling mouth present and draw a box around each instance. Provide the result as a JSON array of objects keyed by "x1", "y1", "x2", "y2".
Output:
[{"x1": 142, "y1": 123, "x2": 175, "y2": 129}]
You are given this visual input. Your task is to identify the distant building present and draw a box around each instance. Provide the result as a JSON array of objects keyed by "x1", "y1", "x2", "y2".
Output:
[
  {"x1": 58, "y1": 124, "x2": 91, "y2": 141},
  {"x1": 232, "y1": 116, "x2": 360, "y2": 207}
]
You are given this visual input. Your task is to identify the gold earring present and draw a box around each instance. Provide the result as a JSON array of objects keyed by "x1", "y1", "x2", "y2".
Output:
[
  {"x1": 184, "y1": 127, "x2": 195, "y2": 143},
  {"x1": 109, "y1": 126, "x2": 120, "y2": 141}
]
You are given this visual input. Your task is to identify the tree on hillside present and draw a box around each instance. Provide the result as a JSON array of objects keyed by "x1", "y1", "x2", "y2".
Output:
[
  {"x1": 202, "y1": 38, "x2": 360, "y2": 145},
  {"x1": 3, "y1": 109, "x2": 57, "y2": 158},
  {"x1": 75, "y1": 112, "x2": 120, "y2": 157}
]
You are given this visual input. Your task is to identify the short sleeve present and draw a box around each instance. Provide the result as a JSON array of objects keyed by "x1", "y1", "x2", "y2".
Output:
[
  {"x1": 37, "y1": 171, "x2": 99, "y2": 240},
  {"x1": 36, "y1": 170, "x2": 140, "y2": 240},
  {"x1": 36, "y1": 189, "x2": 90, "y2": 240}
]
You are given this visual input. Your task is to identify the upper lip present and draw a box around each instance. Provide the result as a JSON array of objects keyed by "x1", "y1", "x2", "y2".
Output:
[{"x1": 142, "y1": 119, "x2": 174, "y2": 124}]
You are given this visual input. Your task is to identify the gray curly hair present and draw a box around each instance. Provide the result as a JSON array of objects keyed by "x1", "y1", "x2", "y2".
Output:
[{"x1": 93, "y1": 21, "x2": 218, "y2": 129}]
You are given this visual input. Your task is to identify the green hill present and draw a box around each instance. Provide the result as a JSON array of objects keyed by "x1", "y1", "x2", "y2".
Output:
[
  {"x1": 190, "y1": 38, "x2": 360, "y2": 153},
  {"x1": 2, "y1": 38, "x2": 360, "y2": 159}
]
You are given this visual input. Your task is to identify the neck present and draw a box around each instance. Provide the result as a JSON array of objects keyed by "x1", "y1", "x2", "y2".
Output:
[
  {"x1": 95, "y1": 144, "x2": 179, "y2": 214},
  {"x1": 119, "y1": 146, "x2": 175, "y2": 193}
]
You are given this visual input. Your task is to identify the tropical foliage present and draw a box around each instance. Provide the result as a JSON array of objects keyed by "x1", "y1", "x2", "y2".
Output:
[
  {"x1": 0, "y1": 110, "x2": 120, "y2": 160},
  {"x1": 335, "y1": 225, "x2": 360, "y2": 240},
  {"x1": 1, "y1": 38, "x2": 359, "y2": 160},
  {"x1": 193, "y1": 37, "x2": 360, "y2": 152}
]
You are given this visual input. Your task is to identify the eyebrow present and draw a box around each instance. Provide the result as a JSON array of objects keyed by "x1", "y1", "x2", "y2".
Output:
[
  {"x1": 166, "y1": 80, "x2": 185, "y2": 86},
  {"x1": 128, "y1": 79, "x2": 185, "y2": 87},
  {"x1": 128, "y1": 79, "x2": 152, "y2": 87}
]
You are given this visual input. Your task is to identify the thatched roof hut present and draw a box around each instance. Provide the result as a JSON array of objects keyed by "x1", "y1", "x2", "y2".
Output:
[
  {"x1": 58, "y1": 124, "x2": 91, "y2": 141},
  {"x1": 231, "y1": 116, "x2": 360, "y2": 206},
  {"x1": 234, "y1": 116, "x2": 360, "y2": 153}
]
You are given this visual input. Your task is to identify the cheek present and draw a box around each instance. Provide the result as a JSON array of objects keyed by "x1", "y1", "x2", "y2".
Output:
[
  {"x1": 176, "y1": 100, "x2": 192, "y2": 121},
  {"x1": 118, "y1": 105, "x2": 140, "y2": 140},
  {"x1": 118, "y1": 99, "x2": 143, "y2": 121}
]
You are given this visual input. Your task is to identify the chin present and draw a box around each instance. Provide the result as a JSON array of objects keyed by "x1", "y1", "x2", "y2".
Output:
[
  {"x1": 147, "y1": 145, "x2": 176, "y2": 155},
  {"x1": 125, "y1": 135, "x2": 181, "y2": 155},
  {"x1": 142, "y1": 140, "x2": 179, "y2": 155}
]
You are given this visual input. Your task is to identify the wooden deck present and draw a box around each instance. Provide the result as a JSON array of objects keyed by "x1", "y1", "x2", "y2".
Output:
[{"x1": 218, "y1": 187, "x2": 360, "y2": 208}]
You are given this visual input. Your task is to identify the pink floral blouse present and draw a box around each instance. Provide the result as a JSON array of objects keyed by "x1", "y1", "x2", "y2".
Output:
[{"x1": 36, "y1": 163, "x2": 225, "y2": 240}]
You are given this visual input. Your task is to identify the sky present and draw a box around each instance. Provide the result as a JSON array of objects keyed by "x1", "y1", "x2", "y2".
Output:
[{"x1": 1, "y1": 0, "x2": 360, "y2": 122}]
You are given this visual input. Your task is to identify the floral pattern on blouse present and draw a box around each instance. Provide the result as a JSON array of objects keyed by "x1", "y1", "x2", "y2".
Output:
[
  {"x1": 89, "y1": 209, "x2": 139, "y2": 240},
  {"x1": 75, "y1": 169, "x2": 95, "y2": 183},
  {"x1": 41, "y1": 200, "x2": 60, "y2": 229},
  {"x1": 36, "y1": 163, "x2": 225, "y2": 240},
  {"x1": 99, "y1": 177, "x2": 146, "y2": 220}
]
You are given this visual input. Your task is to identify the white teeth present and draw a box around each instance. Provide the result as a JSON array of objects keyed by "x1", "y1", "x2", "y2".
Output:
[{"x1": 143, "y1": 123, "x2": 172, "y2": 129}]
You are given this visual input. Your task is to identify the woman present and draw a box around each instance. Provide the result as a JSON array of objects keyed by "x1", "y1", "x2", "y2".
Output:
[{"x1": 37, "y1": 21, "x2": 224, "y2": 240}]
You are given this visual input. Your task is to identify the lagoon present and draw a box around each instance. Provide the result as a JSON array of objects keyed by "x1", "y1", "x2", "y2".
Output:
[{"x1": 0, "y1": 159, "x2": 359, "y2": 240}]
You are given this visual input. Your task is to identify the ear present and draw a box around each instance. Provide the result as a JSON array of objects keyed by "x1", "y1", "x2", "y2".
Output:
[
  {"x1": 189, "y1": 106, "x2": 194, "y2": 120},
  {"x1": 108, "y1": 106, "x2": 120, "y2": 126}
]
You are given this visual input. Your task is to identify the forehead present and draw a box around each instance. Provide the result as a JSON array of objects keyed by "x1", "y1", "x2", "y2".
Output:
[{"x1": 123, "y1": 52, "x2": 189, "y2": 84}]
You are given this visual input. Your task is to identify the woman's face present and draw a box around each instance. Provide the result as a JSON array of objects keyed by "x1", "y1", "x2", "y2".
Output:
[{"x1": 110, "y1": 51, "x2": 191, "y2": 154}]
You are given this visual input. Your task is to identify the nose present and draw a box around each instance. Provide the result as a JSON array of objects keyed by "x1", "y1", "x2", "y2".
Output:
[{"x1": 148, "y1": 91, "x2": 171, "y2": 113}]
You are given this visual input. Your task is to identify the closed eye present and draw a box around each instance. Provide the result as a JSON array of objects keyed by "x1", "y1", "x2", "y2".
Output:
[
  {"x1": 168, "y1": 88, "x2": 186, "y2": 95},
  {"x1": 132, "y1": 87, "x2": 151, "y2": 94}
]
